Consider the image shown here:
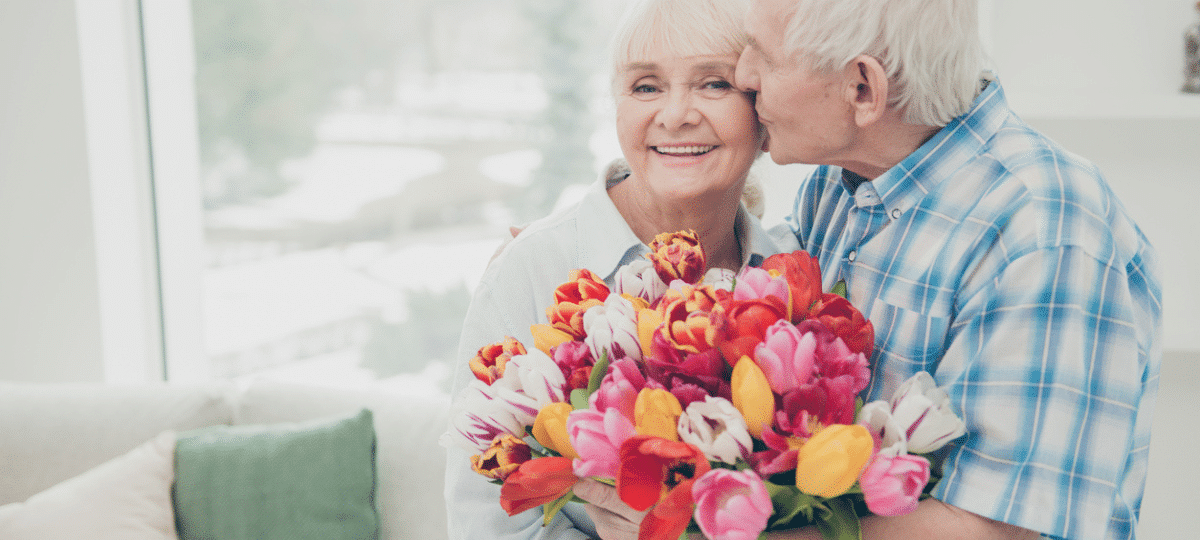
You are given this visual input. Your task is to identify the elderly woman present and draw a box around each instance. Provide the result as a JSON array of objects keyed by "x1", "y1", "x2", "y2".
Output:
[{"x1": 444, "y1": 0, "x2": 796, "y2": 538}]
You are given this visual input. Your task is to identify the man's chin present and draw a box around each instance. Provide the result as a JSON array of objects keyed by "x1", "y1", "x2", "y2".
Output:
[{"x1": 766, "y1": 149, "x2": 801, "y2": 166}]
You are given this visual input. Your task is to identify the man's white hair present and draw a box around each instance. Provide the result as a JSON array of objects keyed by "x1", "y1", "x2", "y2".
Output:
[
  {"x1": 781, "y1": 0, "x2": 984, "y2": 126},
  {"x1": 609, "y1": 0, "x2": 751, "y2": 85}
]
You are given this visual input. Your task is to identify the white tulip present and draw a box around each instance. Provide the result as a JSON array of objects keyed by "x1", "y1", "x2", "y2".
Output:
[
  {"x1": 677, "y1": 396, "x2": 753, "y2": 465},
  {"x1": 500, "y1": 348, "x2": 567, "y2": 406},
  {"x1": 856, "y1": 400, "x2": 907, "y2": 456},
  {"x1": 702, "y1": 267, "x2": 737, "y2": 292},
  {"x1": 613, "y1": 259, "x2": 667, "y2": 303},
  {"x1": 889, "y1": 372, "x2": 967, "y2": 454},
  {"x1": 441, "y1": 379, "x2": 539, "y2": 453},
  {"x1": 583, "y1": 293, "x2": 642, "y2": 362}
]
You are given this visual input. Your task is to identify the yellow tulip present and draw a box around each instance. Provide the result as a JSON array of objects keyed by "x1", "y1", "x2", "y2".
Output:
[
  {"x1": 795, "y1": 424, "x2": 873, "y2": 498},
  {"x1": 636, "y1": 309, "x2": 664, "y2": 360},
  {"x1": 731, "y1": 356, "x2": 774, "y2": 439},
  {"x1": 621, "y1": 294, "x2": 650, "y2": 311},
  {"x1": 634, "y1": 388, "x2": 683, "y2": 441},
  {"x1": 532, "y1": 402, "x2": 579, "y2": 460},
  {"x1": 530, "y1": 323, "x2": 573, "y2": 356}
]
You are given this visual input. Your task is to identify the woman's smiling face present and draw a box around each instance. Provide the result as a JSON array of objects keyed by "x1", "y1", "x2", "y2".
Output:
[{"x1": 614, "y1": 46, "x2": 763, "y2": 202}]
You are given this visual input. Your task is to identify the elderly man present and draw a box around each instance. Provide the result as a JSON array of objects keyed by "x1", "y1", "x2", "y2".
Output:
[{"x1": 731, "y1": 0, "x2": 1161, "y2": 539}]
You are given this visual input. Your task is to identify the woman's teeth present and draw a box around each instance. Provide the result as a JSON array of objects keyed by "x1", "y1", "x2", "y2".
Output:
[{"x1": 654, "y1": 145, "x2": 715, "y2": 156}]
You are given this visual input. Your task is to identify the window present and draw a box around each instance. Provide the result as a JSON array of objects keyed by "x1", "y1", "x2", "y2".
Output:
[{"x1": 141, "y1": 0, "x2": 636, "y2": 391}]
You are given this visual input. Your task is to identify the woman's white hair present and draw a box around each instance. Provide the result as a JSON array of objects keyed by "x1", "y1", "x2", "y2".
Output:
[
  {"x1": 608, "y1": 0, "x2": 751, "y2": 86},
  {"x1": 780, "y1": 0, "x2": 984, "y2": 126},
  {"x1": 606, "y1": 0, "x2": 764, "y2": 215}
]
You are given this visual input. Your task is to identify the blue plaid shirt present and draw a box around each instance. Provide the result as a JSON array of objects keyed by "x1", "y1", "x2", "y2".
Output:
[{"x1": 786, "y1": 80, "x2": 1161, "y2": 540}]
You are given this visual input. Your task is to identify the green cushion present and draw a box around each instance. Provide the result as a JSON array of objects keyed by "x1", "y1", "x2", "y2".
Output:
[{"x1": 172, "y1": 409, "x2": 378, "y2": 540}]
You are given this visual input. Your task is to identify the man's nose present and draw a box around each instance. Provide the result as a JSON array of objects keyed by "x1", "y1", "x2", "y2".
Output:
[{"x1": 734, "y1": 48, "x2": 760, "y2": 93}]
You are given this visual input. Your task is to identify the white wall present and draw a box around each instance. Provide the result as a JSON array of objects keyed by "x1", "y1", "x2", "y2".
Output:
[
  {"x1": 0, "y1": 0, "x2": 105, "y2": 381},
  {"x1": 0, "y1": 0, "x2": 163, "y2": 382}
]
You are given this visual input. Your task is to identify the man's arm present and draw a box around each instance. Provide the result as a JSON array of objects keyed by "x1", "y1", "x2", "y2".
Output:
[{"x1": 761, "y1": 498, "x2": 1039, "y2": 540}]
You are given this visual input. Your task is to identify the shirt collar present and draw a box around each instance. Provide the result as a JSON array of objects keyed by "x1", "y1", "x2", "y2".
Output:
[
  {"x1": 576, "y1": 163, "x2": 785, "y2": 280},
  {"x1": 575, "y1": 178, "x2": 646, "y2": 281},
  {"x1": 863, "y1": 76, "x2": 1010, "y2": 219}
]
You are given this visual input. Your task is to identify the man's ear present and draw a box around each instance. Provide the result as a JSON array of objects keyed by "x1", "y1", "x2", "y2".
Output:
[{"x1": 844, "y1": 55, "x2": 889, "y2": 127}]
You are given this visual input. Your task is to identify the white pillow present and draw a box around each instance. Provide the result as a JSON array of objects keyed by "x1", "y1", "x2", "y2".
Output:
[{"x1": 0, "y1": 430, "x2": 178, "y2": 540}]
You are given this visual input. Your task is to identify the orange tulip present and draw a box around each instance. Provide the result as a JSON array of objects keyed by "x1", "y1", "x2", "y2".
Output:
[
  {"x1": 470, "y1": 434, "x2": 533, "y2": 481},
  {"x1": 655, "y1": 285, "x2": 721, "y2": 354},
  {"x1": 546, "y1": 269, "x2": 610, "y2": 339},
  {"x1": 469, "y1": 336, "x2": 526, "y2": 384},
  {"x1": 647, "y1": 230, "x2": 706, "y2": 285}
]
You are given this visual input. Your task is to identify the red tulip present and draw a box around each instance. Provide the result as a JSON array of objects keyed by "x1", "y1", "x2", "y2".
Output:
[
  {"x1": 713, "y1": 296, "x2": 789, "y2": 365},
  {"x1": 761, "y1": 250, "x2": 823, "y2": 319},
  {"x1": 617, "y1": 436, "x2": 711, "y2": 512},
  {"x1": 638, "y1": 475, "x2": 699, "y2": 540},
  {"x1": 811, "y1": 293, "x2": 874, "y2": 356},
  {"x1": 499, "y1": 457, "x2": 578, "y2": 516}
]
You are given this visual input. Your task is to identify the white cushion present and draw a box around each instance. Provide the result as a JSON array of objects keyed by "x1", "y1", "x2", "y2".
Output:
[
  {"x1": 0, "y1": 430, "x2": 178, "y2": 540},
  {"x1": 0, "y1": 382, "x2": 233, "y2": 504}
]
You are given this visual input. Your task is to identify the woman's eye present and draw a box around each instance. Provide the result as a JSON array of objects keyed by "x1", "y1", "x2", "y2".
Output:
[
  {"x1": 632, "y1": 84, "x2": 659, "y2": 94},
  {"x1": 703, "y1": 80, "x2": 733, "y2": 90}
]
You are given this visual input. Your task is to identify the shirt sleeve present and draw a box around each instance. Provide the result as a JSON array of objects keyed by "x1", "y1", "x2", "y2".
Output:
[
  {"x1": 930, "y1": 244, "x2": 1160, "y2": 540},
  {"x1": 444, "y1": 269, "x2": 597, "y2": 540}
]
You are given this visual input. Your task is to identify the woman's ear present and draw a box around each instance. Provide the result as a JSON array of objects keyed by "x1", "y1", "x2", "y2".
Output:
[{"x1": 844, "y1": 55, "x2": 889, "y2": 128}]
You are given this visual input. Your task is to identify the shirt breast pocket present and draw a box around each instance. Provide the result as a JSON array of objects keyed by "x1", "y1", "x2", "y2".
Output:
[{"x1": 864, "y1": 282, "x2": 954, "y2": 397}]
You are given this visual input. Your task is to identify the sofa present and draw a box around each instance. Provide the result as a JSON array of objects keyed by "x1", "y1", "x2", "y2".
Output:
[
  {"x1": 0, "y1": 379, "x2": 452, "y2": 540},
  {"x1": 1, "y1": 352, "x2": 1194, "y2": 539}
]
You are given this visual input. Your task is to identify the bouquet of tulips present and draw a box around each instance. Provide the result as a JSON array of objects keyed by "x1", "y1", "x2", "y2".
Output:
[{"x1": 443, "y1": 231, "x2": 967, "y2": 540}]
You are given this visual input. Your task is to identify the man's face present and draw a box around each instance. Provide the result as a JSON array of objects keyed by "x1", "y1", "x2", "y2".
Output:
[{"x1": 736, "y1": 0, "x2": 855, "y2": 166}]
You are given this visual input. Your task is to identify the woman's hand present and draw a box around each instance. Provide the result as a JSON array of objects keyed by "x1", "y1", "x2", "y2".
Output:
[{"x1": 573, "y1": 478, "x2": 647, "y2": 540}]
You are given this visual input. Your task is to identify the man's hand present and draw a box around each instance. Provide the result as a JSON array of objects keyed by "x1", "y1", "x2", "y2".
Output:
[
  {"x1": 488, "y1": 225, "x2": 527, "y2": 265},
  {"x1": 573, "y1": 478, "x2": 647, "y2": 540}
]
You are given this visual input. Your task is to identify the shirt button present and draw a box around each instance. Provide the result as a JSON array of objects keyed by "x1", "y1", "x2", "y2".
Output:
[
  {"x1": 890, "y1": 208, "x2": 902, "y2": 219},
  {"x1": 847, "y1": 250, "x2": 857, "y2": 262}
]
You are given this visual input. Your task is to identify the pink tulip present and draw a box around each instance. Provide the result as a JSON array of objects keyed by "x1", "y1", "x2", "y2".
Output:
[
  {"x1": 692, "y1": 469, "x2": 772, "y2": 540},
  {"x1": 732, "y1": 266, "x2": 790, "y2": 305},
  {"x1": 590, "y1": 358, "x2": 648, "y2": 420},
  {"x1": 858, "y1": 453, "x2": 930, "y2": 517},
  {"x1": 753, "y1": 320, "x2": 817, "y2": 395},
  {"x1": 567, "y1": 406, "x2": 636, "y2": 480}
]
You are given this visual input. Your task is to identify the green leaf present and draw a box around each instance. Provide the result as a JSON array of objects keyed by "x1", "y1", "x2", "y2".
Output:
[
  {"x1": 542, "y1": 490, "x2": 575, "y2": 527},
  {"x1": 832, "y1": 279, "x2": 848, "y2": 299},
  {"x1": 814, "y1": 497, "x2": 862, "y2": 540},
  {"x1": 587, "y1": 350, "x2": 611, "y2": 394},
  {"x1": 570, "y1": 388, "x2": 589, "y2": 410},
  {"x1": 764, "y1": 480, "x2": 820, "y2": 529}
]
